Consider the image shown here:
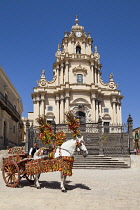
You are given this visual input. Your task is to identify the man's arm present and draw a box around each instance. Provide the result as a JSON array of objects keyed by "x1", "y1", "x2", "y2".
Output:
[{"x1": 29, "y1": 148, "x2": 33, "y2": 156}]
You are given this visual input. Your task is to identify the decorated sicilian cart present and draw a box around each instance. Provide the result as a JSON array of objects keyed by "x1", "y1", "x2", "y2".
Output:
[
  {"x1": 2, "y1": 146, "x2": 74, "y2": 188},
  {"x1": 2, "y1": 111, "x2": 88, "y2": 191},
  {"x1": 2, "y1": 147, "x2": 35, "y2": 187}
]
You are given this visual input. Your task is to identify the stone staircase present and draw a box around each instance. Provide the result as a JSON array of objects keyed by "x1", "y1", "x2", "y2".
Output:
[{"x1": 73, "y1": 155, "x2": 130, "y2": 169}]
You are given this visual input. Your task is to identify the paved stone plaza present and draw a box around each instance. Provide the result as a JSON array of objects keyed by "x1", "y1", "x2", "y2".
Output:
[{"x1": 0, "y1": 155, "x2": 140, "y2": 210}]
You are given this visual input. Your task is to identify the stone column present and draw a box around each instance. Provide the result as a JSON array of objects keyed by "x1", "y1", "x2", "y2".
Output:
[
  {"x1": 72, "y1": 39, "x2": 75, "y2": 53},
  {"x1": 116, "y1": 103, "x2": 118, "y2": 124},
  {"x1": 40, "y1": 94, "x2": 45, "y2": 116},
  {"x1": 65, "y1": 92, "x2": 70, "y2": 113},
  {"x1": 60, "y1": 94, "x2": 64, "y2": 123},
  {"x1": 55, "y1": 95, "x2": 60, "y2": 123},
  {"x1": 119, "y1": 104, "x2": 122, "y2": 125},
  {"x1": 93, "y1": 67, "x2": 95, "y2": 84},
  {"x1": 115, "y1": 103, "x2": 117, "y2": 125},
  {"x1": 33, "y1": 95, "x2": 40, "y2": 124},
  {"x1": 91, "y1": 93, "x2": 96, "y2": 122},
  {"x1": 97, "y1": 69, "x2": 99, "y2": 84},
  {"x1": 94, "y1": 68, "x2": 97, "y2": 84},
  {"x1": 60, "y1": 64, "x2": 64, "y2": 85},
  {"x1": 99, "y1": 100, "x2": 102, "y2": 115},
  {"x1": 91, "y1": 64, "x2": 94, "y2": 84},
  {"x1": 116, "y1": 103, "x2": 120, "y2": 124},
  {"x1": 112, "y1": 102, "x2": 116, "y2": 125},
  {"x1": 65, "y1": 61, "x2": 69, "y2": 84},
  {"x1": 56, "y1": 66, "x2": 59, "y2": 86},
  {"x1": 97, "y1": 69, "x2": 100, "y2": 84},
  {"x1": 95, "y1": 100, "x2": 99, "y2": 123},
  {"x1": 96, "y1": 69, "x2": 98, "y2": 84}
]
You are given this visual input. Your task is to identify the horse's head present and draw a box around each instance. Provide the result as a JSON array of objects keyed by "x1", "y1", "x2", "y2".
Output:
[{"x1": 75, "y1": 136, "x2": 88, "y2": 157}]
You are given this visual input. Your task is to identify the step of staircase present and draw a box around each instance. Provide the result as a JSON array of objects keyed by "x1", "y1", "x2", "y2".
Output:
[{"x1": 73, "y1": 155, "x2": 130, "y2": 169}]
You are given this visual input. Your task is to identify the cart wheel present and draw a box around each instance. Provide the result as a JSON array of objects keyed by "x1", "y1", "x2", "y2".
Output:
[
  {"x1": 25, "y1": 174, "x2": 35, "y2": 183},
  {"x1": 2, "y1": 160, "x2": 20, "y2": 188}
]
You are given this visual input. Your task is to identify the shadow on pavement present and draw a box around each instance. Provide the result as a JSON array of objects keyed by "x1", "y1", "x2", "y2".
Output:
[
  {"x1": 19, "y1": 179, "x2": 91, "y2": 191},
  {"x1": 40, "y1": 180, "x2": 91, "y2": 191}
]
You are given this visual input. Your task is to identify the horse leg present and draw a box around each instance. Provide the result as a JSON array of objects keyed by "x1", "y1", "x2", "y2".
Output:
[
  {"x1": 34, "y1": 173, "x2": 41, "y2": 189},
  {"x1": 60, "y1": 172, "x2": 67, "y2": 192},
  {"x1": 63, "y1": 175, "x2": 67, "y2": 190}
]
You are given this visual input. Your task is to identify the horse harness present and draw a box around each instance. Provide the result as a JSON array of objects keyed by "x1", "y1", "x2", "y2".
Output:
[{"x1": 58, "y1": 139, "x2": 85, "y2": 156}]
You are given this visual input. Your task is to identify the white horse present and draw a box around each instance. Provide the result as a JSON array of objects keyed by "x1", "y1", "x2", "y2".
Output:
[{"x1": 34, "y1": 136, "x2": 88, "y2": 192}]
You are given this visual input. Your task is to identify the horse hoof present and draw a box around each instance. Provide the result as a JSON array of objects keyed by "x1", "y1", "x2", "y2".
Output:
[
  {"x1": 61, "y1": 189, "x2": 67, "y2": 193},
  {"x1": 37, "y1": 186, "x2": 41, "y2": 189}
]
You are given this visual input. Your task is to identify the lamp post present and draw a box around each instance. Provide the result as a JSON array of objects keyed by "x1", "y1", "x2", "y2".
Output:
[
  {"x1": 25, "y1": 119, "x2": 30, "y2": 154},
  {"x1": 127, "y1": 114, "x2": 134, "y2": 154},
  {"x1": 98, "y1": 116, "x2": 103, "y2": 155}
]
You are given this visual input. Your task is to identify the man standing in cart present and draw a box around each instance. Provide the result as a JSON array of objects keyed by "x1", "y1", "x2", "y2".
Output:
[{"x1": 29, "y1": 143, "x2": 39, "y2": 158}]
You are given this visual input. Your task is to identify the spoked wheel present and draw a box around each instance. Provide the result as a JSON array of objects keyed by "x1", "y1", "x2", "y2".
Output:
[
  {"x1": 2, "y1": 160, "x2": 20, "y2": 187},
  {"x1": 25, "y1": 174, "x2": 35, "y2": 183}
]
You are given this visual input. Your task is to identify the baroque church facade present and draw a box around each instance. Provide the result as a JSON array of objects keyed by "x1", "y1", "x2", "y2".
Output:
[{"x1": 28, "y1": 18, "x2": 123, "y2": 126}]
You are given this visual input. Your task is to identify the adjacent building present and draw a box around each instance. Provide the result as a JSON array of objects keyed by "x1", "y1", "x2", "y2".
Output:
[
  {"x1": 28, "y1": 17, "x2": 123, "y2": 127},
  {"x1": 0, "y1": 67, "x2": 23, "y2": 149},
  {"x1": 133, "y1": 127, "x2": 140, "y2": 151}
]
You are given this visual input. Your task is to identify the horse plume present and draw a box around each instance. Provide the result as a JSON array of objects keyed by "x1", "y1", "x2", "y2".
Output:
[
  {"x1": 36, "y1": 115, "x2": 66, "y2": 146},
  {"x1": 65, "y1": 111, "x2": 81, "y2": 138}
]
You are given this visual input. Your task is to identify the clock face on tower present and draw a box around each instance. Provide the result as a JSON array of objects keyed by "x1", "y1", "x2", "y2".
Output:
[{"x1": 75, "y1": 31, "x2": 82, "y2": 37}]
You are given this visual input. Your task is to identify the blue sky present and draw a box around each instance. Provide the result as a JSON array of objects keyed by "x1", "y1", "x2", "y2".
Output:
[{"x1": 0, "y1": 0, "x2": 140, "y2": 128}]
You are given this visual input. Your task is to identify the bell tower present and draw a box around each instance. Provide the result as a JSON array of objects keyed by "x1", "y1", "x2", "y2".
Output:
[
  {"x1": 54, "y1": 16, "x2": 102, "y2": 88},
  {"x1": 62, "y1": 16, "x2": 93, "y2": 55}
]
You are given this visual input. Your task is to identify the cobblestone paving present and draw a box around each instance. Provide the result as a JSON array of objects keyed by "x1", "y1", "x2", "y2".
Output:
[{"x1": 0, "y1": 155, "x2": 140, "y2": 210}]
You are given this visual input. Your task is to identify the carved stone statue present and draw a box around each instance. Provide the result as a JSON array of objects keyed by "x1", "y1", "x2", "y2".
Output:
[{"x1": 109, "y1": 73, "x2": 114, "y2": 81}]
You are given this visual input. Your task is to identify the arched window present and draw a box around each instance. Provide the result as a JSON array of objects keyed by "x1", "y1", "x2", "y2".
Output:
[
  {"x1": 77, "y1": 74, "x2": 83, "y2": 84},
  {"x1": 76, "y1": 46, "x2": 81, "y2": 54}
]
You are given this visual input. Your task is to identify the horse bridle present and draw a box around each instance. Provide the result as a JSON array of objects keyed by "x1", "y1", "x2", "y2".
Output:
[{"x1": 75, "y1": 139, "x2": 86, "y2": 152}]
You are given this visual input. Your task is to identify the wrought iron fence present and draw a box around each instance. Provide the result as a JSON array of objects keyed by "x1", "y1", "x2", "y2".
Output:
[{"x1": 25, "y1": 116, "x2": 133, "y2": 156}]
